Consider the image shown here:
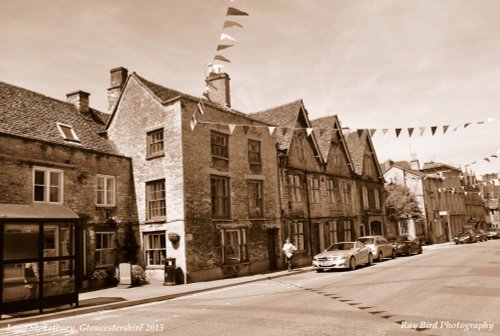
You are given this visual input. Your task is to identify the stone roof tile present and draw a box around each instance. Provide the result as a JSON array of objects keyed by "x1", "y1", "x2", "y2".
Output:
[{"x1": 0, "y1": 81, "x2": 115, "y2": 154}]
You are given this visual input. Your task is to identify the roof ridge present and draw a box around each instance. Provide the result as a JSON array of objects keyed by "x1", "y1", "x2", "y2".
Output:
[
  {"x1": 249, "y1": 99, "x2": 303, "y2": 115},
  {"x1": 0, "y1": 80, "x2": 106, "y2": 115},
  {"x1": 132, "y1": 73, "x2": 272, "y2": 124}
]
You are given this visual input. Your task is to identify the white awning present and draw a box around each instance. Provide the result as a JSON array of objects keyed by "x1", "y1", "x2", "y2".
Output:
[{"x1": 0, "y1": 204, "x2": 79, "y2": 219}]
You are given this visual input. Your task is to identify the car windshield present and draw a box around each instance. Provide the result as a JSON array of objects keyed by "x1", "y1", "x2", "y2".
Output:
[
  {"x1": 326, "y1": 243, "x2": 354, "y2": 251},
  {"x1": 389, "y1": 236, "x2": 408, "y2": 243},
  {"x1": 358, "y1": 237, "x2": 374, "y2": 245}
]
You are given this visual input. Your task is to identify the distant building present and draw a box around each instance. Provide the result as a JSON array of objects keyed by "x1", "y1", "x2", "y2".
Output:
[
  {"x1": 478, "y1": 173, "x2": 500, "y2": 227},
  {"x1": 383, "y1": 159, "x2": 489, "y2": 243}
]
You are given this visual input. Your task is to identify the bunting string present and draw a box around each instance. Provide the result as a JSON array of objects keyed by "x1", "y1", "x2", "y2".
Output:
[
  {"x1": 190, "y1": 0, "x2": 250, "y2": 131},
  {"x1": 187, "y1": 2, "x2": 499, "y2": 171}
]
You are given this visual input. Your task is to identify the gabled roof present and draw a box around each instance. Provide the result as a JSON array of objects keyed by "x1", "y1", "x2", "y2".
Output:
[
  {"x1": 0, "y1": 81, "x2": 116, "y2": 154},
  {"x1": 421, "y1": 161, "x2": 461, "y2": 172},
  {"x1": 344, "y1": 130, "x2": 384, "y2": 180},
  {"x1": 106, "y1": 72, "x2": 269, "y2": 129},
  {"x1": 248, "y1": 100, "x2": 302, "y2": 151},
  {"x1": 385, "y1": 164, "x2": 426, "y2": 178},
  {"x1": 310, "y1": 115, "x2": 354, "y2": 170}
]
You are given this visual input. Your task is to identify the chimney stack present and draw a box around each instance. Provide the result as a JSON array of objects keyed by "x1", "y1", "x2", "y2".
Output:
[
  {"x1": 66, "y1": 90, "x2": 90, "y2": 114},
  {"x1": 410, "y1": 159, "x2": 420, "y2": 171},
  {"x1": 107, "y1": 67, "x2": 128, "y2": 113},
  {"x1": 205, "y1": 72, "x2": 231, "y2": 108}
]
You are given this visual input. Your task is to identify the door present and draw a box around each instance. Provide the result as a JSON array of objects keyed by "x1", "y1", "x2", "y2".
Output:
[{"x1": 267, "y1": 229, "x2": 277, "y2": 270}]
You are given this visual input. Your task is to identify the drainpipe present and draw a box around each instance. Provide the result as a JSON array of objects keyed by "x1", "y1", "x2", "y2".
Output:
[
  {"x1": 276, "y1": 145, "x2": 285, "y2": 268},
  {"x1": 303, "y1": 171, "x2": 314, "y2": 258}
]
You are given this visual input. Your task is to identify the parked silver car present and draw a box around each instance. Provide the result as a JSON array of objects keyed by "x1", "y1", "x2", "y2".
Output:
[
  {"x1": 486, "y1": 227, "x2": 500, "y2": 239},
  {"x1": 357, "y1": 235, "x2": 396, "y2": 262},
  {"x1": 312, "y1": 241, "x2": 373, "y2": 272}
]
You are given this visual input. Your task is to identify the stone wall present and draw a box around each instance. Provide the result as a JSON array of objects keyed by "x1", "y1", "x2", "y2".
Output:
[{"x1": 0, "y1": 133, "x2": 138, "y2": 277}]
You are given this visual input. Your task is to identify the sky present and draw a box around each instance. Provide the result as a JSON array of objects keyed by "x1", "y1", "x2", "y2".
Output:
[{"x1": 1, "y1": 0, "x2": 499, "y2": 177}]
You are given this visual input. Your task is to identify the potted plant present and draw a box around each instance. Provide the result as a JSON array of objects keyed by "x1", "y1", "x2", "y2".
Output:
[
  {"x1": 168, "y1": 232, "x2": 180, "y2": 245},
  {"x1": 88, "y1": 269, "x2": 109, "y2": 289}
]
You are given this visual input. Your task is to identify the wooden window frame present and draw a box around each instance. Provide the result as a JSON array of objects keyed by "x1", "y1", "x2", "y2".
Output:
[{"x1": 146, "y1": 179, "x2": 166, "y2": 221}]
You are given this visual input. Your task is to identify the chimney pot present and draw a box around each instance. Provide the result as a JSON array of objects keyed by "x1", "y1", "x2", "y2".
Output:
[{"x1": 66, "y1": 90, "x2": 90, "y2": 114}]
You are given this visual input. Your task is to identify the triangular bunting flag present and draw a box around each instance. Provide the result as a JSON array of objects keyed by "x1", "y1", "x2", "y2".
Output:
[
  {"x1": 268, "y1": 126, "x2": 276, "y2": 136},
  {"x1": 453, "y1": 125, "x2": 460, "y2": 132},
  {"x1": 382, "y1": 129, "x2": 389, "y2": 137},
  {"x1": 395, "y1": 128, "x2": 402, "y2": 138},
  {"x1": 223, "y1": 20, "x2": 244, "y2": 28},
  {"x1": 357, "y1": 129, "x2": 364, "y2": 137},
  {"x1": 491, "y1": 154, "x2": 498, "y2": 158},
  {"x1": 220, "y1": 32, "x2": 237, "y2": 42},
  {"x1": 470, "y1": 161, "x2": 477, "y2": 164},
  {"x1": 242, "y1": 126, "x2": 249, "y2": 134},
  {"x1": 228, "y1": 124, "x2": 236, "y2": 134},
  {"x1": 464, "y1": 123, "x2": 471, "y2": 128},
  {"x1": 217, "y1": 44, "x2": 234, "y2": 51},
  {"x1": 306, "y1": 128, "x2": 314, "y2": 137},
  {"x1": 197, "y1": 101, "x2": 205, "y2": 115},
  {"x1": 476, "y1": 121, "x2": 485, "y2": 125},
  {"x1": 484, "y1": 157, "x2": 490, "y2": 162},
  {"x1": 282, "y1": 127, "x2": 288, "y2": 136},
  {"x1": 190, "y1": 115, "x2": 197, "y2": 131},
  {"x1": 464, "y1": 191, "x2": 468, "y2": 196},
  {"x1": 369, "y1": 129, "x2": 377, "y2": 137},
  {"x1": 419, "y1": 127, "x2": 426, "y2": 136},
  {"x1": 226, "y1": 7, "x2": 249, "y2": 16},
  {"x1": 431, "y1": 126, "x2": 437, "y2": 136},
  {"x1": 214, "y1": 55, "x2": 231, "y2": 63},
  {"x1": 442, "y1": 125, "x2": 449, "y2": 134},
  {"x1": 487, "y1": 117, "x2": 495, "y2": 122},
  {"x1": 407, "y1": 128, "x2": 414, "y2": 137}
]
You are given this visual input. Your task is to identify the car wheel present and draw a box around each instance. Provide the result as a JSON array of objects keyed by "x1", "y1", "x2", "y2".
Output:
[
  {"x1": 391, "y1": 249, "x2": 396, "y2": 259},
  {"x1": 407, "y1": 247, "x2": 412, "y2": 256},
  {"x1": 316, "y1": 269, "x2": 324, "y2": 273},
  {"x1": 368, "y1": 253, "x2": 374, "y2": 266},
  {"x1": 377, "y1": 252, "x2": 383, "y2": 262},
  {"x1": 349, "y1": 257, "x2": 356, "y2": 271},
  {"x1": 418, "y1": 247, "x2": 423, "y2": 254}
]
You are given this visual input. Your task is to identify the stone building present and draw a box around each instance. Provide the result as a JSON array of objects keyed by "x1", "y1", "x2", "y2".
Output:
[
  {"x1": 249, "y1": 104, "x2": 374, "y2": 266},
  {"x1": 0, "y1": 81, "x2": 139, "y2": 291},
  {"x1": 344, "y1": 130, "x2": 386, "y2": 238},
  {"x1": 383, "y1": 160, "x2": 488, "y2": 243},
  {"x1": 479, "y1": 173, "x2": 500, "y2": 227},
  {"x1": 382, "y1": 160, "x2": 444, "y2": 243},
  {"x1": 105, "y1": 68, "x2": 281, "y2": 283}
]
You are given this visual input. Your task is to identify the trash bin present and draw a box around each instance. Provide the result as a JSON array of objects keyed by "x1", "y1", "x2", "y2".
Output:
[{"x1": 163, "y1": 258, "x2": 176, "y2": 286}]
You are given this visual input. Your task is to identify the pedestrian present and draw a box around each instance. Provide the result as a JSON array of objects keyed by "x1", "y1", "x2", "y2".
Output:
[{"x1": 282, "y1": 237, "x2": 296, "y2": 271}]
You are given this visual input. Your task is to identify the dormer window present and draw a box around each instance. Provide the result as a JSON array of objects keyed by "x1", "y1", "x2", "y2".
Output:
[{"x1": 57, "y1": 123, "x2": 80, "y2": 142}]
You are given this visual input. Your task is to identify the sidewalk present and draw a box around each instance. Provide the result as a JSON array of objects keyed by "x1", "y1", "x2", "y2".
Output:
[{"x1": 0, "y1": 266, "x2": 312, "y2": 328}]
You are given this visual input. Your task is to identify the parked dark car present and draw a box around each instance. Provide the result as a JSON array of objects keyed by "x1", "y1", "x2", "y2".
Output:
[
  {"x1": 388, "y1": 235, "x2": 422, "y2": 256},
  {"x1": 474, "y1": 229, "x2": 488, "y2": 242},
  {"x1": 486, "y1": 228, "x2": 500, "y2": 240},
  {"x1": 453, "y1": 230, "x2": 476, "y2": 244}
]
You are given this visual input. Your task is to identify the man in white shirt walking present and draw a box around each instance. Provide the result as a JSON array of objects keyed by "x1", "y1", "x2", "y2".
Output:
[{"x1": 282, "y1": 237, "x2": 297, "y2": 271}]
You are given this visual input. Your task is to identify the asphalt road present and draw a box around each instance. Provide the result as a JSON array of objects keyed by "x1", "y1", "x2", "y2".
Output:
[{"x1": 1, "y1": 240, "x2": 500, "y2": 336}]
